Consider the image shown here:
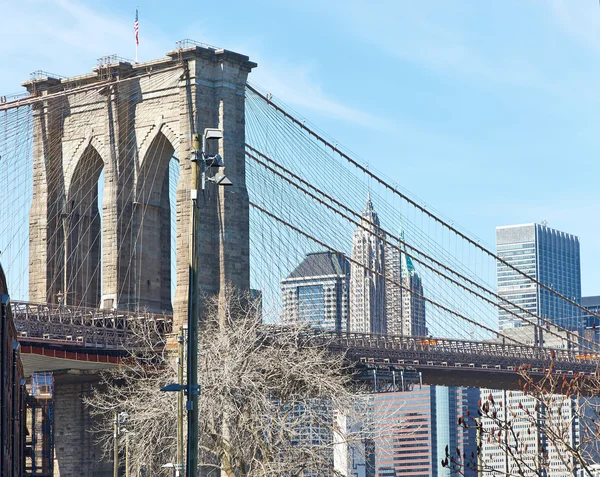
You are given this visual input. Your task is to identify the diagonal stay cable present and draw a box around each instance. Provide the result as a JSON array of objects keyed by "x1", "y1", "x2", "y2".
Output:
[
  {"x1": 245, "y1": 146, "x2": 597, "y2": 353},
  {"x1": 245, "y1": 83, "x2": 600, "y2": 324},
  {"x1": 249, "y1": 200, "x2": 521, "y2": 346}
]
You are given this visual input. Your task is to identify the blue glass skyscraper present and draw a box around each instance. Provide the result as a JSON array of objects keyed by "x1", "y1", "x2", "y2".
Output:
[{"x1": 496, "y1": 223, "x2": 581, "y2": 331}]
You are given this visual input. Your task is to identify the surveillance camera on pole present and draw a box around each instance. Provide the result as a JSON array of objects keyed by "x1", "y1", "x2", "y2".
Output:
[
  {"x1": 185, "y1": 126, "x2": 231, "y2": 477},
  {"x1": 191, "y1": 128, "x2": 232, "y2": 193},
  {"x1": 207, "y1": 173, "x2": 233, "y2": 187}
]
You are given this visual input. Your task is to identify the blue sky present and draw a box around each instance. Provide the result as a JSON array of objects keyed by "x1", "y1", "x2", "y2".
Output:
[{"x1": 1, "y1": 0, "x2": 599, "y2": 295}]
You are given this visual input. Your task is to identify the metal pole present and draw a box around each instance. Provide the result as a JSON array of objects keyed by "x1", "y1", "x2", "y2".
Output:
[
  {"x1": 186, "y1": 133, "x2": 201, "y2": 477},
  {"x1": 178, "y1": 329, "x2": 184, "y2": 471},
  {"x1": 125, "y1": 433, "x2": 130, "y2": 477},
  {"x1": 113, "y1": 413, "x2": 119, "y2": 477},
  {"x1": 476, "y1": 417, "x2": 482, "y2": 477}
]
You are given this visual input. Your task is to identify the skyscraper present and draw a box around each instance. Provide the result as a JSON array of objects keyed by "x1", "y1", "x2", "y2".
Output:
[
  {"x1": 350, "y1": 197, "x2": 386, "y2": 334},
  {"x1": 385, "y1": 232, "x2": 427, "y2": 337},
  {"x1": 582, "y1": 296, "x2": 600, "y2": 329},
  {"x1": 281, "y1": 251, "x2": 350, "y2": 332},
  {"x1": 581, "y1": 296, "x2": 600, "y2": 344},
  {"x1": 496, "y1": 223, "x2": 581, "y2": 331},
  {"x1": 374, "y1": 386, "x2": 479, "y2": 477}
]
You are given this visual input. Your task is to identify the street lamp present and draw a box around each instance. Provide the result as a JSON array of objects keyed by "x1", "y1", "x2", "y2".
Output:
[{"x1": 188, "y1": 128, "x2": 231, "y2": 477}]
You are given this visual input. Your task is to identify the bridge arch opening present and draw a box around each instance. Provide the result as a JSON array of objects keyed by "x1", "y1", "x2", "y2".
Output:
[
  {"x1": 133, "y1": 130, "x2": 178, "y2": 313},
  {"x1": 64, "y1": 143, "x2": 104, "y2": 308}
]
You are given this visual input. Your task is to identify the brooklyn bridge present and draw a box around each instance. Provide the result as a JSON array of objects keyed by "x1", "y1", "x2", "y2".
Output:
[{"x1": 1, "y1": 41, "x2": 598, "y2": 476}]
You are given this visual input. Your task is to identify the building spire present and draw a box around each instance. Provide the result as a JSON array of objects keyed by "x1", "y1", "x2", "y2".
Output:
[{"x1": 364, "y1": 191, "x2": 373, "y2": 212}]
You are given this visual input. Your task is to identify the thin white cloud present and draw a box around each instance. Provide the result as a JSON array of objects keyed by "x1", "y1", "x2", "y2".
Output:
[
  {"x1": 0, "y1": 0, "x2": 170, "y2": 91},
  {"x1": 0, "y1": 1, "x2": 384, "y2": 129},
  {"x1": 550, "y1": 0, "x2": 600, "y2": 53},
  {"x1": 304, "y1": 0, "x2": 600, "y2": 106},
  {"x1": 251, "y1": 61, "x2": 384, "y2": 127}
]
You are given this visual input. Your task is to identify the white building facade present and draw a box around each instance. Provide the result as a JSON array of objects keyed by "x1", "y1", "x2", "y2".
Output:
[
  {"x1": 350, "y1": 197, "x2": 386, "y2": 334},
  {"x1": 479, "y1": 389, "x2": 597, "y2": 477}
]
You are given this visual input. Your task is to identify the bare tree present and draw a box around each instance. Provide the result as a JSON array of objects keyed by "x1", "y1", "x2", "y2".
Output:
[
  {"x1": 85, "y1": 287, "x2": 390, "y2": 476},
  {"x1": 442, "y1": 359, "x2": 600, "y2": 476}
]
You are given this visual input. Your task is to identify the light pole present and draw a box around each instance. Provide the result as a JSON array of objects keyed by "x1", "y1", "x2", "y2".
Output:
[
  {"x1": 113, "y1": 413, "x2": 118, "y2": 477},
  {"x1": 177, "y1": 327, "x2": 184, "y2": 470},
  {"x1": 113, "y1": 412, "x2": 129, "y2": 477},
  {"x1": 158, "y1": 129, "x2": 230, "y2": 477},
  {"x1": 187, "y1": 128, "x2": 229, "y2": 477}
]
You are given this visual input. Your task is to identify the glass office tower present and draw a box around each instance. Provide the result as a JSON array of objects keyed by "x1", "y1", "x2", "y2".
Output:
[
  {"x1": 496, "y1": 223, "x2": 581, "y2": 331},
  {"x1": 582, "y1": 296, "x2": 600, "y2": 329},
  {"x1": 281, "y1": 251, "x2": 350, "y2": 331}
]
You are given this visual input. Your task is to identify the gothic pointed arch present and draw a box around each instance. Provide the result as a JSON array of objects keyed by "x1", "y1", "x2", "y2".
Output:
[
  {"x1": 137, "y1": 120, "x2": 178, "y2": 172},
  {"x1": 64, "y1": 142, "x2": 105, "y2": 307},
  {"x1": 64, "y1": 134, "x2": 108, "y2": 196},
  {"x1": 133, "y1": 129, "x2": 178, "y2": 313}
]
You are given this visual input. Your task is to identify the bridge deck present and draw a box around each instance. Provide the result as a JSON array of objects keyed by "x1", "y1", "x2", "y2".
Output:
[{"x1": 12, "y1": 301, "x2": 600, "y2": 390}]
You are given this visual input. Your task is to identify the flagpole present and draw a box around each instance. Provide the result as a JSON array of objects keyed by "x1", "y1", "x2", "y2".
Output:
[{"x1": 135, "y1": 7, "x2": 139, "y2": 63}]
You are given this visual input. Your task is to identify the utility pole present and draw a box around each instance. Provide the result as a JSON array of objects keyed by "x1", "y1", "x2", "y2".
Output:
[
  {"x1": 125, "y1": 432, "x2": 130, "y2": 477},
  {"x1": 186, "y1": 133, "x2": 201, "y2": 477},
  {"x1": 177, "y1": 328, "x2": 184, "y2": 475},
  {"x1": 185, "y1": 128, "x2": 228, "y2": 477},
  {"x1": 113, "y1": 413, "x2": 119, "y2": 477}
]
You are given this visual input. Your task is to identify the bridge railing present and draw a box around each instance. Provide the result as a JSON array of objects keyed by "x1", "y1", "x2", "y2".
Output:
[
  {"x1": 278, "y1": 327, "x2": 588, "y2": 365},
  {"x1": 11, "y1": 301, "x2": 171, "y2": 348},
  {"x1": 11, "y1": 305, "x2": 597, "y2": 367}
]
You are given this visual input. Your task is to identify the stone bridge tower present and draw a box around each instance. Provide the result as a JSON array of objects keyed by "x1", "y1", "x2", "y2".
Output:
[{"x1": 25, "y1": 46, "x2": 255, "y2": 327}]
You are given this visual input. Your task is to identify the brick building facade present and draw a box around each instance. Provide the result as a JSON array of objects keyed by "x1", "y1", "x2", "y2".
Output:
[{"x1": 1, "y1": 263, "x2": 27, "y2": 476}]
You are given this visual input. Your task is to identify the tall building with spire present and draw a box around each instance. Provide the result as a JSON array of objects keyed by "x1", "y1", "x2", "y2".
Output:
[
  {"x1": 349, "y1": 196, "x2": 386, "y2": 334},
  {"x1": 385, "y1": 231, "x2": 427, "y2": 337}
]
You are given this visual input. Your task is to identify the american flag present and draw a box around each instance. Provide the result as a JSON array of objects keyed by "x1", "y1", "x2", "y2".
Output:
[{"x1": 134, "y1": 9, "x2": 139, "y2": 45}]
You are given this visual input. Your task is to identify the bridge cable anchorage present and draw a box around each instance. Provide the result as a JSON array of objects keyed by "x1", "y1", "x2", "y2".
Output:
[
  {"x1": 245, "y1": 146, "x2": 595, "y2": 353},
  {"x1": 245, "y1": 83, "x2": 600, "y2": 326},
  {"x1": 248, "y1": 200, "x2": 520, "y2": 346}
]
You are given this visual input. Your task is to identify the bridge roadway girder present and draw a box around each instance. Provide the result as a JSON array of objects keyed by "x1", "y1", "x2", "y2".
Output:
[
  {"x1": 418, "y1": 366, "x2": 541, "y2": 391},
  {"x1": 19, "y1": 338, "x2": 122, "y2": 377},
  {"x1": 342, "y1": 345, "x2": 599, "y2": 391},
  {"x1": 14, "y1": 314, "x2": 600, "y2": 391}
]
